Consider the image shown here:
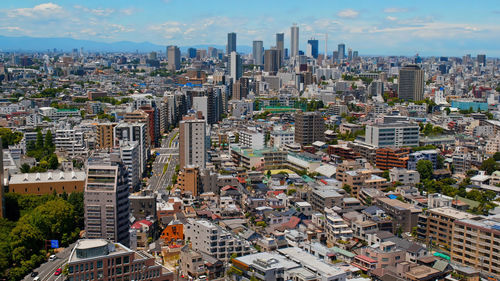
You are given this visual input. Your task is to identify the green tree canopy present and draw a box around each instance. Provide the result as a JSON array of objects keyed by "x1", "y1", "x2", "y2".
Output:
[{"x1": 417, "y1": 160, "x2": 434, "y2": 180}]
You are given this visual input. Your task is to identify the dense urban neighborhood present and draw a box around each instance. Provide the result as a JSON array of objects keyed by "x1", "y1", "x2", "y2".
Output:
[{"x1": 1, "y1": 25, "x2": 500, "y2": 281}]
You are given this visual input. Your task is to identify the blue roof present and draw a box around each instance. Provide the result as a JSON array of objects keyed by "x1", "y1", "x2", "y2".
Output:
[{"x1": 387, "y1": 194, "x2": 398, "y2": 199}]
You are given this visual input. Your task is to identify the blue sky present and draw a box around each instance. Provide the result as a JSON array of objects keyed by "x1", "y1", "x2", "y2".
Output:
[{"x1": 0, "y1": 0, "x2": 499, "y2": 56}]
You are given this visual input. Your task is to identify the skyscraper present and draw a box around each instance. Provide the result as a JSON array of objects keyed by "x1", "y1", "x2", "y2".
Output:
[
  {"x1": 290, "y1": 24, "x2": 299, "y2": 58},
  {"x1": 227, "y1": 32, "x2": 237, "y2": 55},
  {"x1": 337, "y1": 43, "x2": 345, "y2": 61},
  {"x1": 477, "y1": 54, "x2": 486, "y2": 65},
  {"x1": 276, "y1": 33, "x2": 284, "y2": 62},
  {"x1": 294, "y1": 111, "x2": 325, "y2": 145},
  {"x1": 264, "y1": 48, "x2": 281, "y2": 73},
  {"x1": 84, "y1": 153, "x2": 130, "y2": 246},
  {"x1": 348, "y1": 48, "x2": 353, "y2": 61},
  {"x1": 307, "y1": 39, "x2": 319, "y2": 58},
  {"x1": 187, "y1": 47, "x2": 197, "y2": 58},
  {"x1": 252, "y1": 40, "x2": 264, "y2": 66},
  {"x1": 398, "y1": 65, "x2": 425, "y2": 101},
  {"x1": 167, "y1": 45, "x2": 180, "y2": 71},
  {"x1": 179, "y1": 114, "x2": 206, "y2": 169},
  {"x1": 229, "y1": 51, "x2": 242, "y2": 81}
]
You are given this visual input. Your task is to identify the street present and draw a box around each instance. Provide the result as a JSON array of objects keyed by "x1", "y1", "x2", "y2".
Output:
[
  {"x1": 23, "y1": 243, "x2": 76, "y2": 281},
  {"x1": 148, "y1": 129, "x2": 179, "y2": 194}
]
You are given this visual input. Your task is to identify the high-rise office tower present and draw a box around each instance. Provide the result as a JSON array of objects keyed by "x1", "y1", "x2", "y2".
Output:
[
  {"x1": 294, "y1": 111, "x2": 325, "y2": 145},
  {"x1": 264, "y1": 48, "x2": 281, "y2": 73},
  {"x1": 84, "y1": 153, "x2": 130, "y2": 246},
  {"x1": 337, "y1": 43, "x2": 345, "y2": 61},
  {"x1": 252, "y1": 40, "x2": 264, "y2": 66},
  {"x1": 477, "y1": 54, "x2": 486, "y2": 65},
  {"x1": 229, "y1": 51, "x2": 242, "y2": 81},
  {"x1": 179, "y1": 114, "x2": 206, "y2": 169},
  {"x1": 187, "y1": 48, "x2": 197, "y2": 58},
  {"x1": 307, "y1": 39, "x2": 319, "y2": 58},
  {"x1": 167, "y1": 45, "x2": 180, "y2": 71},
  {"x1": 276, "y1": 33, "x2": 285, "y2": 62},
  {"x1": 227, "y1": 32, "x2": 237, "y2": 55},
  {"x1": 398, "y1": 65, "x2": 425, "y2": 101},
  {"x1": 290, "y1": 24, "x2": 299, "y2": 58},
  {"x1": 348, "y1": 48, "x2": 353, "y2": 61},
  {"x1": 353, "y1": 51, "x2": 359, "y2": 59}
]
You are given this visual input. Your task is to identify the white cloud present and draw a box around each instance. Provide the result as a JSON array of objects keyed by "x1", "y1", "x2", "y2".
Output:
[
  {"x1": 74, "y1": 5, "x2": 115, "y2": 16},
  {"x1": 384, "y1": 7, "x2": 408, "y2": 13},
  {"x1": 8, "y1": 3, "x2": 65, "y2": 19},
  {"x1": 386, "y1": 16, "x2": 398, "y2": 21},
  {"x1": 337, "y1": 9, "x2": 359, "y2": 19}
]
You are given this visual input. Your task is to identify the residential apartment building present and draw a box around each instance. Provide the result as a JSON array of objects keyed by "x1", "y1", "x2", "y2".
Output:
[
  {"x1": 336, "y1": 160, "x2": 388, "y2": 198},
  {"x1": 365, "y1": 123, "x2": 420, "y2": 148},
  {"x1": 184, "y1": 219, "x2": 254, "y2": 261},
  {"x1": 407, "y1": 149, "x2": 439, "y2": 170},
  {"x1": 417, "y1": 207, "x2": 480, "y2": 253},
  {"x1": 270, "y1": 131, "x2": 294, "y2": 148},
  {"x1": 55, "y1": 129, "x2": 87, "y2": 157},
  {"x1": 179, "y1": 114, "x2": 206, "y2": 169},
  {"x1": 84, "y1": 154, "x2": 130, "y2": 246},
  {"x1": 389, "y1": 168, "x2": 420, "y2": 185},
  {"x1": 375, "y1": 197, "x2": 422, "y2": 233},
  {"x1": 451, "y1": 218, "x2": 500, "y2": 279},
  {"x1": 375, "y1": 147, "x2": 410, "y2": 170},
  {"x1": 66, "y1": 239, "x2": 173, "y2": 281},
  {"x1": 117, "y1": 141, "x2": 141, "y2": 191},
  {"x1": 114, "y1": 122, "x2": 148, "y2": 176},
  {"x1": 239, "y1": 129, "x2": 265, "y2": 150},
  {"x1": 96, "y1": 123, "x2": 116, "y2": 149},
  {"x1": 294, "y1": 111, "x2": 325, "y2": 145},
  {"x1": 359, "y1": 241, "x2": 406, "y2": 269}
]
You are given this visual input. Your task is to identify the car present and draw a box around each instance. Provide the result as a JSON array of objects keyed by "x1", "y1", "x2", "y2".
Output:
[
  {"x1": 49, "y1": 254, "x2": 57, "y2": 261},
  {"x1": 31, "y1": 272, "x2": 38, "y2": 277},
  {"x1": 33, "y1": 277, "x2": 40, "y2": 281},
  {"x1": 54, "y1": 268, "x2": 62, "y2": 276}
]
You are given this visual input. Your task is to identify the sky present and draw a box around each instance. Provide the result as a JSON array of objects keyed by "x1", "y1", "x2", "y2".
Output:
[{"x1": 0, "y1": 0, "x2": 499, "y2": 56}]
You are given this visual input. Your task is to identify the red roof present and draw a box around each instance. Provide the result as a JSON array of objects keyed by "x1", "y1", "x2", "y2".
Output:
[
  {"x1": 221, "y1": 185, "x2": 237, "y2": 191},
  {"x1": 237, "y1": 177, "x2": 246, "y2": 184},
  {"x1": 131, "y1": 219, "x2": 153, "y2": 229}
]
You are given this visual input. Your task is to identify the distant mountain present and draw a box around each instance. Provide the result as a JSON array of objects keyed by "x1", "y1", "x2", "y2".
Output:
[{"x1": 0, "y1": 35, "x2": 252, "y2": 54}]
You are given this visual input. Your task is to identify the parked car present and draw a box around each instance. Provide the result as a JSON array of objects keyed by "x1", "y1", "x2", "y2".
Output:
[
  {"x1": 31, "y1": 272, "x2": 38, "y2": 277},
  {"x1": 49, "y1": 255, "x2": 57, "y2": 261}
]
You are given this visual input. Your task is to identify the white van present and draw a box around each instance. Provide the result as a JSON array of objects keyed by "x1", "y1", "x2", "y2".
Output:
[
  {"x1": 33, "y1": 277, "x2": 40, "y2": 281},
  {"x1": 49, "y1": 255, "x2": 57, "y2": 261}
]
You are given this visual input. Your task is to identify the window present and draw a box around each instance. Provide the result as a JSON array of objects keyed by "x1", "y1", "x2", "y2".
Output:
[
  {"x1": 116, "y1": 257, "x2": 122, "y2": 265},
  {"x1": 69, "y1": 266, "x2": 74, "y2": 273},
  {"x1": 97, "y1": 261, "x2": 103, "y2": 269},
  {"x1": 123, "y1": 256, "x2": 129, "y2": 264}
]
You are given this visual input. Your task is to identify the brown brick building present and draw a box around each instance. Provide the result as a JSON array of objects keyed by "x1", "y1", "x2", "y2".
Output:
[
  {"x1": 8, "y1": 171, "x2": 86, "y2": 194},
  {"x1": 375, "y1": 147, "x2": 410, "y2": 170}
]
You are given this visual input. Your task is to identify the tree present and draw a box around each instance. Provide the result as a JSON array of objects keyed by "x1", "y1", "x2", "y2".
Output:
[
  {"x1": 35, "y1": 131, "x2": 44, "y2": 150},
  {"x1": 417, "y1": 160, "x2": 433, "y2": 180},
  {"x1": 256, "y1": 221, "x2": 267, "y2": 228},
  {"x1": 48, "y1": 154, "x2": 59, "y2": 170},
  {"x1": 494, "y1": 152, "x2": 500, "y2": 161},
  {"x1": 0, "y1": 128, "x2": 23, "y2": 148},
  {"x1": 44, "y1": 130, "x2": 54, "y2": 150},
  {"x1": 342, "y1": 184, "x2": 352, "y2": 194},
  {"x1": 382, "y1": 170, "x2": 390, "y2": 181},
  {"x1": 20, "y1": 163, "x2": 31, "y2": 173},
  {"x1": 266, "y1": 170, "x2": 271, "y2": 178},
  {"x1": 444, "y1": 107, "x2": 451, "y2": 115},
  {"x1": 436, "y1": 155, "x2": 445, "y2": 169},
  {"x1": 481, "y1": 157, "x2": 498, "y2": 175}
]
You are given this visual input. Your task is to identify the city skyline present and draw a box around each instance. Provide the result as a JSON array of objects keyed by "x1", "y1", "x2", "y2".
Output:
[{"x1": 0, "y1": 1, "x2": 499, "y2": 56}]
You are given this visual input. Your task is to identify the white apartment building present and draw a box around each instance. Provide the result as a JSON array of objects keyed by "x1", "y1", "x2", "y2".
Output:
[
  {"x1": 389, "y1": 168, "x2": 420, "y2": 185},
  {"x1": 118, "y1": 141, "x2": 141, "y2": 191},
  {"x1": 270, "y1": 131, "x2": 294, "y2": 148},
  {"x1": 55, "y1": 129, "x2": 87, "y2": 157},
  {"x1": 184, "y1": 219, "x2": 254, "y2": 261},
  {"x1": 365, "y1": 123, "x2": 420, "y2": 148},
  {"x1": 239, "y1": 129, "x2": 265, "y2": 150}
]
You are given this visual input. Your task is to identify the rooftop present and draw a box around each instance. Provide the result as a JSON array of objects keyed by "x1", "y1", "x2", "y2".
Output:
[{"x1": 9, "y1": 170, "x2": 86, "y2": 184}]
